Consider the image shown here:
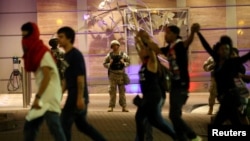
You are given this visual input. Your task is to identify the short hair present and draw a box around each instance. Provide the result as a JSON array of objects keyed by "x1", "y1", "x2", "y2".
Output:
[
  {"x1": 57, "y1": 26, "x2": 75, "y2": 44},
  {"x1": 165, "y1": 25, "x2": 181, "y2": 39},
  {"x1": 167, "y1": 25, "x2": 180, "y2": 35}
]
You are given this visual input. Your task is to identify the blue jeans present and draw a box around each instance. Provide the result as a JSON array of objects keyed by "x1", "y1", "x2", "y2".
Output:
[
  {"x1": 169, "y1": 88, "x2": 196, "y2": 141},
  {"x1": 24, "y1": 111, "x2": 66, "y2": 141},
  {"x1": 135, "y1": 97, "x2": 166, "y2": 141},
  {"x1": 61, "y1": 106, "x2": 107, "y2": 141},
  {"x1": 135, "y1": 98, "x2": 176, "y2": 141}
]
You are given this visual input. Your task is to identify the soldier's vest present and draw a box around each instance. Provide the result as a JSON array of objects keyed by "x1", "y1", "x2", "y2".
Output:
[{"x1": 109, "y1": 52, "x2": 125, "y2": 70}]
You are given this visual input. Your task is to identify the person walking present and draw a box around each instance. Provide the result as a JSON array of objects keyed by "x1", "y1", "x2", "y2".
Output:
[
  {"x1": 161, "y1": 24, "x2": 202, "y2": 141},
  {"x1": 134, "y1": 30, "x2": 177, "y2": 141},
  {"x1": 196, "y1": 25, "x2": 250, "y2": 125},
  {"x1": 21, "y1": 22, "x2": 66, "y2": 141},
  {"x1": 103, "y1": 40, "x2": 130, "y2": 112},
  {"x1": 138, "y1": 24, "x2": 198, "y2": 141},
  {"x1": 132, "y1": 24, "x2": 200, "y2": 141},
  {"x1": 57, "y1": 26, "x2": 107, "y2": 141}
]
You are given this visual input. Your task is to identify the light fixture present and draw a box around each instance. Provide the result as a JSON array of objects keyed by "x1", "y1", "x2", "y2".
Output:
[
  {"x1": 105, "y1": 0, "x2": 113, "y2": 3},
  {"x1": 56, "y1": 18, "x2": 63, "y2": 26},
  {"x1": 83, "y1": 13, "x2": 90, "y2": 20},
  {"x1": 98, "y1": 1, "x2": 106, "y2": 10},
  {"x1": 238, "y1": 20, "x2": 245, "y2": 26},
  {"x1": 237, "y1": 29, "x2": 244, "y2": 35},
  {"x1": 98, "y1": 0, "x2": 114, "y2": 10}
]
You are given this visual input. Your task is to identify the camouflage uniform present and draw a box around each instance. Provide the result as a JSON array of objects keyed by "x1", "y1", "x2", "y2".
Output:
[
  {"x1": 51, "y1": 47, "x2": 68, "y2": 80},
  {"x1": 103, "y1": 51, "x2": 130, "y2": 109},
  {"x1": 203, "y1": 56, "x2": 217, "y2": 114},
  {"x1": 49, "y1": 38, "x2": 68, "y2": 80}
]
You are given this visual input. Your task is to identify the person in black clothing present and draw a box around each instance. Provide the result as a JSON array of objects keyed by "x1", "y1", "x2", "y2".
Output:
[
  {"x1": 135, "y1": 24, "x2": 201, "y2": 141},
  {"x1": 230, "y1": 47, "x2": 249, "y2": 125},
  {"x1": 196, "y1": 25, "x2": 250, "y2": 125},
  {"x1": 137, "y1": 24, "x2": 199, "y2": 141},
  {"x1": 57, "y1": 26, "x2": 107, "y2": 141},
  {"x1": 134, "y1": 30, "x2": 177, "y2": 141},
  {"x1": 161, "y1": 25, "x2": 201, "y2": 141}
]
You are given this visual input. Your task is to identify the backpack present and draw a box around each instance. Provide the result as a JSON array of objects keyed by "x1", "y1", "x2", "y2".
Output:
[{"x1": 157, "y1": 58, "x2": 172, "y2": 92}]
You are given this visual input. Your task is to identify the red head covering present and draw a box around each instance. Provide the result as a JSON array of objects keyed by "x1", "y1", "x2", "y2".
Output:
[{"x1": 22, "y1": 22, "x2": 50, "y2": 72}]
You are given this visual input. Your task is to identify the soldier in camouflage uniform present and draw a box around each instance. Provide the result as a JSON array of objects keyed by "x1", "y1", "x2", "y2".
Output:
[
  {"x1": 49, "y1": 38, "x2": 68, "y2": 81},
  {"x1": 203, "y1": 56, "x2": 217, "y2": 115},
  {"x1": 103, "y1": 40, "x2": 130, "y2": 112}
]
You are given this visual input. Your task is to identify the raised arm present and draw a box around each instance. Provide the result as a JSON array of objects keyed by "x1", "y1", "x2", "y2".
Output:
[
  {"x1": 145, "y1": 45, "x2": 158, "y2": 73},
  {"x1": 137, "y1": 30, "x2": 162, "y2": 55},
  {"x1": 241, "y1": 74, "x2": 250, "y2": 83},
  {"x1": 183, "y1": 23, "x2": 200, "y2": 48},
  {"x1": 197, "y1": 31, "x2": 215, "y2": 58},
  {"x1": 239, "y1": 51, "x2": 250, "y2": 64},
  {"x1": 135, "y1": 32, "x2": 158, "y2": 73}
]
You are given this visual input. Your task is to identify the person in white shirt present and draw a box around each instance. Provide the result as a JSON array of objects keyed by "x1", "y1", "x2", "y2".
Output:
[{"x1": 21, "y1": 22, "x2": 66, "y2": 141}]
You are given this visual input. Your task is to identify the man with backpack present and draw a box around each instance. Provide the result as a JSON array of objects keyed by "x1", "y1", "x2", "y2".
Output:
[{"x1": 103, "y1": 40, "x2": 130, "y2": 112}]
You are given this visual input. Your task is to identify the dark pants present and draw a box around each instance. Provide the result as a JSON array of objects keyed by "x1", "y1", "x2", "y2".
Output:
[
  {"x1": 138, "y1": 97, "x2": 166, "y2": 141},
  {"x1": 169, "y1": 88, "x2": 197, "y2": 141},
  {"x1": 61, "y1": 106, "x2": 107, "y2": 141},
  {"x1": 24, "y1": 111, "x2": 66, "y2": 141},
  {"x1": 135, "y1": 98, "x2": 176, "y2": 141},
  {"x1": 213, "y1": 93, "x2": 242, "y2": 125}
]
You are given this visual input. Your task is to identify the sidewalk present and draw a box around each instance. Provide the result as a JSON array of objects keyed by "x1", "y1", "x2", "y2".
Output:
[{"x1": 0, "y1": 93, "x2": 212, "y2": 141}]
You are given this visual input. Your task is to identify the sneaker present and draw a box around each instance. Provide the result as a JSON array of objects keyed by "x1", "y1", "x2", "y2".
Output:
[
  {"x1": 191, "y1": 136, "x2": 202, "y2": 141},
  {"x1": 107, "y1": 107, "x2": 113, "y2": 112},
  {"x1": 122, "y1": 107, "x2": 129, "y2": 112}
]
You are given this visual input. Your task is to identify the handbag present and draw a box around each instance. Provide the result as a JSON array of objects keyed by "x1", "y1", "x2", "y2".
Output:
[
  {"x1": 123, "y1": 73, "x2": 130, "y2": 85},
  {"x1": 133, "y1": 95, "x2": 143, "y2": 107}
]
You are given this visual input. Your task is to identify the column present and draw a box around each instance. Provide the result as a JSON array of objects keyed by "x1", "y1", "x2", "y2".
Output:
[
  {"x1": 226, "y1": 0, "x2": 237, "y2": 45},
  {"x1": 177, "y1": 0, "x2": 186, "y2": 7}
]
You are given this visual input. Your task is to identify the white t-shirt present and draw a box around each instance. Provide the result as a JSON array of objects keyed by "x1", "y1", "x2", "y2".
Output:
[{"x1": 26, "y1": 52, "x2": 62, "y2": 121}]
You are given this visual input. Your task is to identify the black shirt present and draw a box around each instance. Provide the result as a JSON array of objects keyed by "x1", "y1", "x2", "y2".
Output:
[
  {"x1": 197, "y1": 32, "x2": 250, "y2": 95},
  {"x1": 139, "y1": 64, "x2": 162, "y2": 104},
  {"x1": 63, "y1": 48, "x2": 89, "y2": 111},
  {"x1": 161, "y1": 41, "x2": 190, "y2": 89}
]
